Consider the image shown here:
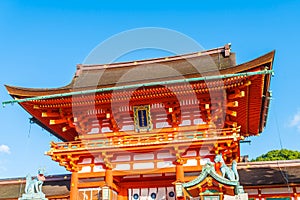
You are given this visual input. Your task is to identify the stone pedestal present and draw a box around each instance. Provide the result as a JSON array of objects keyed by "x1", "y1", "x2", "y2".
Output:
[
  {"x1": 18, "y1": 192, "x2": 48, "y2": 200},
  {"x1": 224, "y1": 193, "x2": 248, "y2": 200}
]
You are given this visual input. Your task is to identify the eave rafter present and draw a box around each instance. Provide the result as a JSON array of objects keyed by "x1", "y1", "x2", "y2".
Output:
[
  {"x1": 51, "y1": 152, "x2": 80, "y2": 172},
  {"x1": 164, "y1": 101, "x2": 181, "y2": 127},
  {"x1": 41, "y1": 108, "x2": 77, "y2": 134},
  {"x1": 4, "y1": 68, "x2": 273, "y2": 141},
  {"x1": 21, "y1": 75, "x2": 251, "y2": 109},
  {"x1": 29, "y1": 77, "x2": 247, "y2": 138},
  {"x1": 210, "y1": 140, "x2": 240, "y2": 162}
]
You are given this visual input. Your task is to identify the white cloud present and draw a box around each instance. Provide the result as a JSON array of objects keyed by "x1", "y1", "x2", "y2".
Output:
[
  {"x1": 290, "y1": 111, "x2": 300, "y2": 131},
  {"x1": 0, "y1": 145, "x2": 10, "y2": 154}
]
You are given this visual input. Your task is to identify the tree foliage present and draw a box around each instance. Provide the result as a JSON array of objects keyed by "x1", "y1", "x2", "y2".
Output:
[{"x1": 252, "y1": 149, "x2": 300, "y2": 162}]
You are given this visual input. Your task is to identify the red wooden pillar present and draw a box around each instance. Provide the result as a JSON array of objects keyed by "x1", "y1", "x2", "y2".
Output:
[
  {"x1": 293, "y1": 187, "x2": 298, "y2": 200},
  {"x1": 117, "y1": 187, "x2": 128, "y2": 200},
  {"x1": 70, "y1": 171, "x2": 79, "y2": 200},
  {"x1": 105, "y1": 167, "x2": 113, "y2": 187},
  {"x1": 175, "y1": 158, "x2": 186, "y2": 200},
  {"x1": 258, "y1": 188, "x2": 262, "y2": 200},
  {"x1": 176, "y1": 163, "x2": 184, "y2": 182},
  {"x1": 105, "y1": 167, "x2": 113, "y2": 200}
]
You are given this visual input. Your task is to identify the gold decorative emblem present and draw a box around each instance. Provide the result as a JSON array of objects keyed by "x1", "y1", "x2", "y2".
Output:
[{"x1": 206, "y1": 177, "x2": 213, "y2": 187}]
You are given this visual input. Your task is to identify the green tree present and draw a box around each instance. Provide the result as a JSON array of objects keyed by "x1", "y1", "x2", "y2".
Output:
[{"x1": 252, "y1": 149, "x2": 300, "y2": 162}]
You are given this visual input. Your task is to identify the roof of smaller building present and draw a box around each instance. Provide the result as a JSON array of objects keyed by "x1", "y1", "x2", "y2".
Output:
[
  {"x1": 238, "y1": 159, "x2": 300, "y2": 186},
  {"x1": 0, "y1": 160, "x2": 299, "y2": 199},
  {"x1": 0, "y1": 174, "x2": 71, "y2": 200}
]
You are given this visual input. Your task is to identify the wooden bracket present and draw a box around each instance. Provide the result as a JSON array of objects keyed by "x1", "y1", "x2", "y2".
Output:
[{"x1": 228, "y1": 90, "x2": 245, "y2": 100}]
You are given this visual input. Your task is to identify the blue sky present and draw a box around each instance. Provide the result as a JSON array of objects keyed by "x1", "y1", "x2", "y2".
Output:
[{"x1": 0, "y1": 0, "x2": 300, "y2": 178}]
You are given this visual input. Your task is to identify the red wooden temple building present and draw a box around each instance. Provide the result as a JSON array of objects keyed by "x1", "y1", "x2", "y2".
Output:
[{"x1": 3, "y1": 44, "x2": 290, "y2": 200}]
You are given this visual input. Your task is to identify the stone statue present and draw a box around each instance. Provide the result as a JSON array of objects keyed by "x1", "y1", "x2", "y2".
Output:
[
  {"x1": 19, "y1": 168, "x2": 47, "y2": 200},
  {"x1": 214, "y1": 154, "x2": 239, "y2": 181},
  {"x1": 25, "y1": 168, "x2": 45, "y2": 194}
]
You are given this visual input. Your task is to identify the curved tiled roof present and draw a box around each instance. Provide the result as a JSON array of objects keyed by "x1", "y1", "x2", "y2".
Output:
[
  {"x1": 3, "y1": 45, "x2": 275, "y2": 141},
  {"x1": 5, "y1": 44, "x2": 236, "y2": 97}
]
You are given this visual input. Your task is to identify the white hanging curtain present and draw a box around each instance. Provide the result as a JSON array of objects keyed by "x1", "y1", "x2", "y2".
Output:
[
  {"x1": 157, "y1": 187, "x2": 167, "y2": 200},
  {"x1": 147, "y1": 188, "x2": 158, "y2": 200},
  {"x1": 132, "y1": 188, "x2": 140, "y2": 200},
  {"x1": 128, "y1": 188, "x2": 132, "y2": 200},
  {"x1": 140, "y1": 188, "x2": 149, "y2": 200},
  {"x1": 166, "y1": 187, "x2": 175, "y2": 200}
]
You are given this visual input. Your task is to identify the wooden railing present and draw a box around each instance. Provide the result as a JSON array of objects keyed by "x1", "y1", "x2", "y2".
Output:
[{"x1": 49, "y1": 126, "x2": 241, "y2": 152}]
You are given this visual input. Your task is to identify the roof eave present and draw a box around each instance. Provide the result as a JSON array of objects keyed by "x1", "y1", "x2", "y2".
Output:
[{"x1": 4, "y1": 51, "x2": 275, "y2": 99}]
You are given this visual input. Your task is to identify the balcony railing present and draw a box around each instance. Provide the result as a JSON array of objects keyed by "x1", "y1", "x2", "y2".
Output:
[{"x1": 48, "y1": 126, "x2": 241, "y2": 153}]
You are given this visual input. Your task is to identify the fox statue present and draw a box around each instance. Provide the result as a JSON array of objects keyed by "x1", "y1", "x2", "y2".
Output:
[
  {"x1": 24, "y1": 168, "x2": 45, "y2": 194},
  {"x1": 214, "y1": 154, "x2": 239, "y2": 181}
]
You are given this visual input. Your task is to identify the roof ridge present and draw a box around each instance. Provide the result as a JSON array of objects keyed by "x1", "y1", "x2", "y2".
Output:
[
  {"x1": 0, "y1": 173, "x2": 71, "y2": 184},
  {"x1": 238, "y1": 159, "x2": 300, "y2": 169},
  {"x1": 75, "y1": 43, "x2": 231, "y2": 75}
]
